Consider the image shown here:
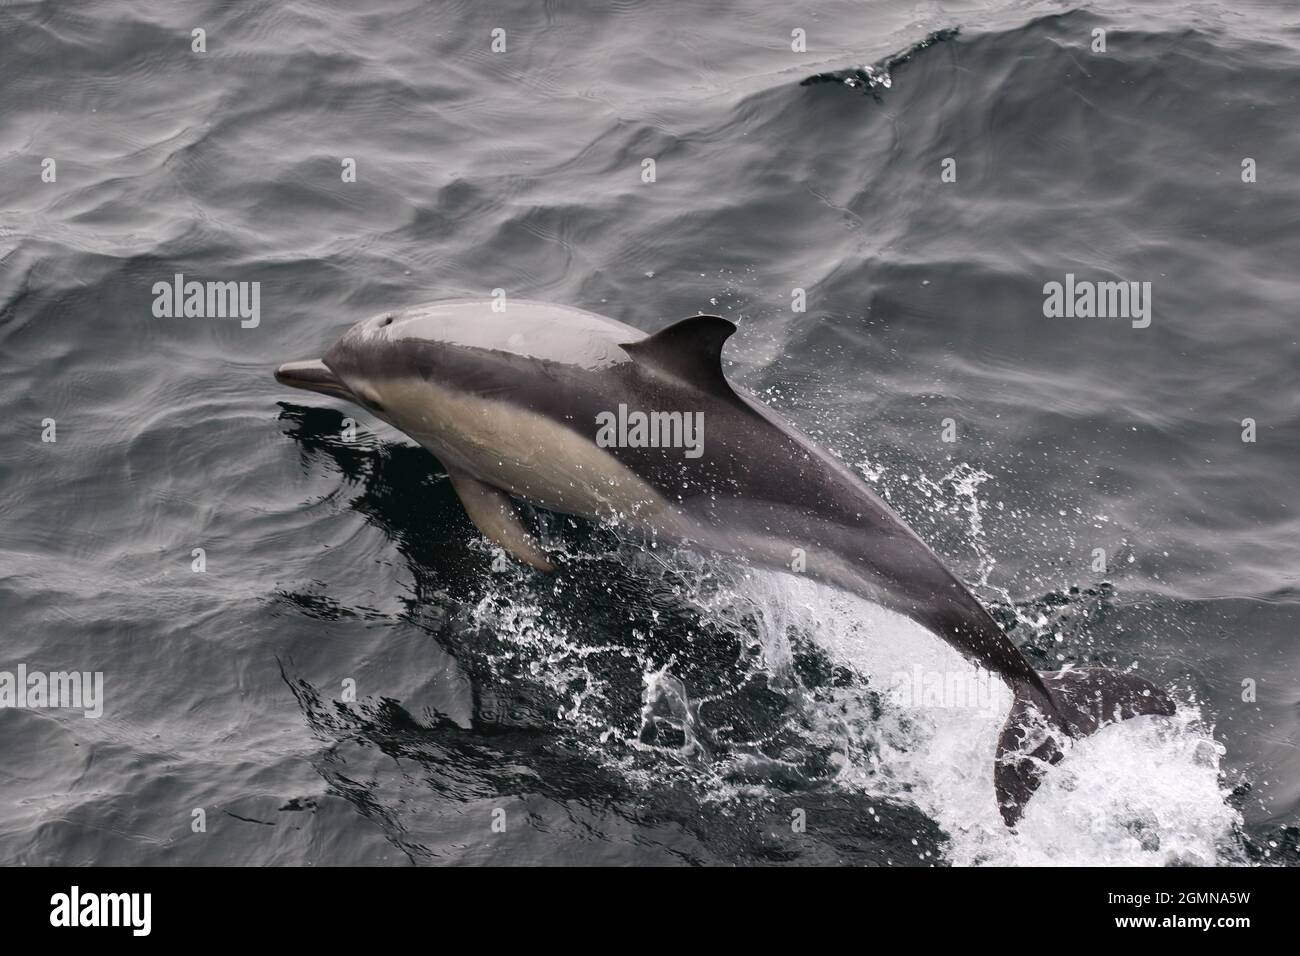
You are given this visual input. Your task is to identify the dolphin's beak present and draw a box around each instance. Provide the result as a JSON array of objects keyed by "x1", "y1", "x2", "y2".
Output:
[{"x1": 274, "y1": 359, "x2": 355, "y2": 402}]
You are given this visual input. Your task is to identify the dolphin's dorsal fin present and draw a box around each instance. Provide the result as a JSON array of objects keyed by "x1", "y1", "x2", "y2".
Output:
[{"x1": 621, "y1": 315, "x2": 737, "y2": 392}]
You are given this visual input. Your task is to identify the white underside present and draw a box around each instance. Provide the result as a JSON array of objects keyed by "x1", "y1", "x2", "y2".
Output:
[{"x1": 372, "y1": 375, "x2": 684, "y2": 532}]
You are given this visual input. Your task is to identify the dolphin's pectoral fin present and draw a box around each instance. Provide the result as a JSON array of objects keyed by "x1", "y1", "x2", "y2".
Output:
[
  {"x1": 445, "y1": 470, "x2": 555, "y2": 573},
  {"x1": 621, "y1": 315, "x2": 739, "y2": 397}
]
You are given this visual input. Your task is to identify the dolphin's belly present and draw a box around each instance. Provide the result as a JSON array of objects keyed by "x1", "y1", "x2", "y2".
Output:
[{"x1": 381, "y1": 376, "x2": 679, "y2": 528}]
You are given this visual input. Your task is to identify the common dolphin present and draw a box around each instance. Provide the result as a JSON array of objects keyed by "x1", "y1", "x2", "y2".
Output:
[{"x1": 275, "y1": 298, "x2": 1175, "y2": 825}]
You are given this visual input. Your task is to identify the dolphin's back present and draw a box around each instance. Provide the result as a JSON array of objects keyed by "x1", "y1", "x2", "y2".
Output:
[{"x1": 386, "y1": 299, "x2": 638, "y2": 370}]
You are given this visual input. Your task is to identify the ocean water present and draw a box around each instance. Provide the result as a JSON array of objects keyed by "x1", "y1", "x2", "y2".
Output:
[{"x1": 0, "y1": 0, "x2": 1297, "y2": 865}]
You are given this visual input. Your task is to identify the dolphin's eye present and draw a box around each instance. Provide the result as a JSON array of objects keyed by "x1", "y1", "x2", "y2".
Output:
[{"x1": 379, "y1": 315, "x2": 394, "y2": 327}]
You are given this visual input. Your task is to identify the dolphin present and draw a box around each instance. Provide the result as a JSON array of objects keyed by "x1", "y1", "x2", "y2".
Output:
[{"x1": 275, "y1": 298, "x2": 1175, "y2": 825}]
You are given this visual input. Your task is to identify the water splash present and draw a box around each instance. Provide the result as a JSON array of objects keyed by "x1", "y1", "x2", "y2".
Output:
[
  {"x1": 468, "y1": 531, "x2": 1242, "y2": 864},
  {"x1": 801, "y1": 28, "x2": 960, "y2": 95}
]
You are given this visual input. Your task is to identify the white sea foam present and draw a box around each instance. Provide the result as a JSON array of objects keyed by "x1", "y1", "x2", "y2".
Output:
[
  {"x1": 709, "y1": 571, "x2": 1240, "y2": 865},
  {"x1": 471, "y1": 534, "x2": 1241, "y2": 866}
]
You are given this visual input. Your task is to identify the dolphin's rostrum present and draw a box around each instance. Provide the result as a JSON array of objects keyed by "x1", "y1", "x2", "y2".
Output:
[{"x1": 275, "y1": 299, "x2": 1175, "y2": 825}]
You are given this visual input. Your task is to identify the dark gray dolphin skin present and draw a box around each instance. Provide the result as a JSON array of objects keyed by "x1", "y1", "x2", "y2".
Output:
[{"x1": 276, "y1": 299, "x2": 1175, "y2": 825}]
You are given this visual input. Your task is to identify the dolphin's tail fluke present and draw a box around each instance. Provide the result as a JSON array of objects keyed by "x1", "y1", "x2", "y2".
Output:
[{"x1": 994, "y1": 667, "x2": 1176, "y2": 826}]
